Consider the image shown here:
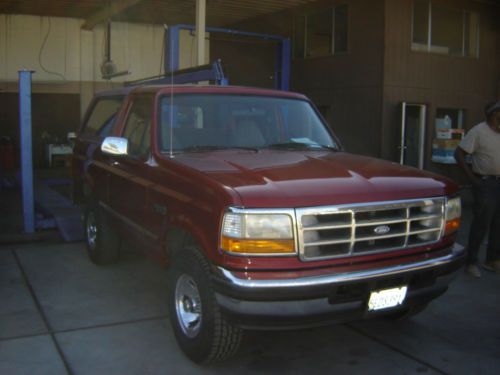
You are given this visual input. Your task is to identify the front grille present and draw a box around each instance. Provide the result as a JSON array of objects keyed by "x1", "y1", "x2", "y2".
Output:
[{"x1": 296, "y1": 198, "x2": 445, "y2": 261}]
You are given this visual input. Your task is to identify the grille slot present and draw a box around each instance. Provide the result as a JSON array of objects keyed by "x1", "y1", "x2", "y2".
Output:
[{"x1": 297, "y1": 198, "x2": 445, "y2": 261}]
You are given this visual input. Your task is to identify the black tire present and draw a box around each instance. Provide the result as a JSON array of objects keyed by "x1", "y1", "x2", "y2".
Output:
[
  {"x1": 84, "y1": 200, "x2": 119, "y2": 265},
  {"x1": 167, "y1": 247, "x2": 242, "y2": 364}
]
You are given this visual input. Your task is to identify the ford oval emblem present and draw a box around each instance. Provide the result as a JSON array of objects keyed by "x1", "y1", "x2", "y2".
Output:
[{"x1": 374, "y1": 225, "x2": 390, "y2": 235}]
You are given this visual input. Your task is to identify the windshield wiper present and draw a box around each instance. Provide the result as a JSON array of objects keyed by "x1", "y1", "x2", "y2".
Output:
[
  {"x1": 266, "y1": 142, "x2": 338, "y2": 151},
  {"x1": 181, "y1": 145, "x2": 259, "y2": 152},
  {"x1": 181, "y1": 145, "x2": 228, "y2": 152}
]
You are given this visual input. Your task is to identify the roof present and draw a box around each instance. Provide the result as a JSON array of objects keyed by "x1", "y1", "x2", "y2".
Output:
[
  {"x1": 95, "y1": 84, "x2": 308, "y2": 100},
  {"x1": 0, "y1": 0, "x2": 322, "y2": 29}
]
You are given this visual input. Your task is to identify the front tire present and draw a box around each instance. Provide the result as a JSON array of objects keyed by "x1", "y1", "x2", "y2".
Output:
[
  {"x1": 84, "y1": 200, "x2": 119, "y2": 265},
  {"x1": 167, "y1": 247, "x2": 242, "y2": 363}
]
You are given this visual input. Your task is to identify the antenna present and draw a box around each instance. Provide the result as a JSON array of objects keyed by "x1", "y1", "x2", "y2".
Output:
[{"x1": 168, "y1": 25, "x2": 175, "y2": 159}]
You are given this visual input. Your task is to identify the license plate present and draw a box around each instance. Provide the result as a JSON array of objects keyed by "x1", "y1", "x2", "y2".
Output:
[{"x1": 367, "y1": 286, "x2": 408, "y2": 311}]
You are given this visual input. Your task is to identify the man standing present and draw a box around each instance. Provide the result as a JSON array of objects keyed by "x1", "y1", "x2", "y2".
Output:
[{"x1": 455, "y1": 101, "x2": 500, "y2": 277}]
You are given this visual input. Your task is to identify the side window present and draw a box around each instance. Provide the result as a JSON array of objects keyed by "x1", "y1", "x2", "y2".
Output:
[
  {"x1": 294, "y1": 4, "x2": 348, "y2": 58},
  {"x1": 82, "y1": 97, "x2": 123, "y2": 136},
  {"x1": 122, "y1": 96, "x2": 153, "y2": 158}
]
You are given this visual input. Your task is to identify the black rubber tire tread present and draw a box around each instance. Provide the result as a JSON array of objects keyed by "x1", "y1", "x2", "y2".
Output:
[
  {"x1": 84, "y1": 200, "x2": 119, "y2": 265},
  {"x1": 167, "y1": 246, "x2": 242, "y2": 364}
]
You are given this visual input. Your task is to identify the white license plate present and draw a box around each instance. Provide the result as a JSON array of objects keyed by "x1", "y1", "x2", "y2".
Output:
[{"x1": 367, "y1": 286, "x2": 408, "y2": 311}]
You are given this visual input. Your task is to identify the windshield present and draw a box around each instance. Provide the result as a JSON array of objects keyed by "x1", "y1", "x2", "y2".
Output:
[{"x1": 158, "y1": 94, "x2": 338, "y2": 152}]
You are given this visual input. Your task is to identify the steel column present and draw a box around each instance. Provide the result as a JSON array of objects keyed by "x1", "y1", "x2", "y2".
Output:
[
  {"x1": 195, "y1": 0, "x2": 206, "y2": 66},
  {"x1": 166, "y1": 25, "x2": 180, "y2": 72},
  {"x1": 18, "y1": 70, "x2": 35, "y2": 233}
]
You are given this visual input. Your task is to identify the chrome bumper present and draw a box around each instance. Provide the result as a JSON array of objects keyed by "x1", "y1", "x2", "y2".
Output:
[
  {"x1": 217, "y1": 243, "x2": 465, "y2": 290},
  {"x1": 213, "y1": 243, "x2": 466, "y2": 329}
]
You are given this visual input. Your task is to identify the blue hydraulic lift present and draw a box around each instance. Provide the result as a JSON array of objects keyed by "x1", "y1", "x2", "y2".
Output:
[
  {"x1": 165, "y1": 24, "x2": 291, "y2": 91},
  {"x1": 126, "y1": 59, "x2": 228, "y2": 86},
  {"x1": 18, "y1": 70, "x2": 35, "y2": 233},
  {"x1": 127, "y1": 25, "x2": 291, "y2": 89}
]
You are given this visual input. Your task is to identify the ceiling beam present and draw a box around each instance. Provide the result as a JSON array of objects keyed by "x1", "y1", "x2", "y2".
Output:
[{"x1": 81, "y1": 0, "x2": 144, "y2": 30}]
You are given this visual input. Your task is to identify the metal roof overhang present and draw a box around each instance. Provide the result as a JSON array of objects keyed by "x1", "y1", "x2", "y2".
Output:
[{"x1": 0, "y1": 0, "x2": 326, "y2": 29}]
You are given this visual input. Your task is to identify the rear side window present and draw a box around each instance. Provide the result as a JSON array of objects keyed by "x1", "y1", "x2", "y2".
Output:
[{"x1": 82, "y1": 97, "x2": 123, "y2": 136}]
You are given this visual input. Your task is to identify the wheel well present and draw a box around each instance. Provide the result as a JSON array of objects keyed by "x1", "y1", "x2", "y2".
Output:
[{"x1": 165, "y1": 227, "x2": 199, "y2": 262}]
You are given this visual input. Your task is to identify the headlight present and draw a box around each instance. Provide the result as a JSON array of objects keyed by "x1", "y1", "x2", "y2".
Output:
[
  {"x1": 221, "y1": 210, "x2": 295, "y2": 255},
  {"x1": 444, "y1": 197, "x2": 461, "y2": 236}
]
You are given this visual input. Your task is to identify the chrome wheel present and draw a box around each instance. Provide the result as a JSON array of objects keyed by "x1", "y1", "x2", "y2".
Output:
[
  {"x1": 175, "y1": 274, "x2": 202, "y2": 338},
  {"x1": 86, "y1": 211, "x2": 97, "y2": 250}
]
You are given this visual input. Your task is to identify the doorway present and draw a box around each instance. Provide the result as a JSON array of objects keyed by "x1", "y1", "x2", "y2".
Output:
[{"x1": 400, "y1": 103, "x2": 426, "y2": 169}]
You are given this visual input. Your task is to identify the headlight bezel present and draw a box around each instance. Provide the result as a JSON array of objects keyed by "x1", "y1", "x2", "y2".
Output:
[{"x1": 220, "y1": 207, "x2": 297, "y2": 256}]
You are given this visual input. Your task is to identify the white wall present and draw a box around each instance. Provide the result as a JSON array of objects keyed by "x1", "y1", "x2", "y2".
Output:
[
  {"x1": 1, "y1": 14, "x2": 210, "y2": 82},
  {"x1": 0, "y1": 14, "x2": 167, "y2": 83},
  {"x1": 0, "y1": 14, "x2": 210, "y2": 112},
  {"x1": 0, "y1": 15, "x2": 81, "y2": 82}
]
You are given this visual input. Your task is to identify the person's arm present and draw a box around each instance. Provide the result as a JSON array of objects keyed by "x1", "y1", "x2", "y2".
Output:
[{"x1": 454, "y1": 146, "x2": 480, "y2": 185}]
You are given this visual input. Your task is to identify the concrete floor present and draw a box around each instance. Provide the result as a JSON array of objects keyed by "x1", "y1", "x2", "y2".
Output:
[{"x1": 1, "y1": 185, "x2": 499, "y2": 375}]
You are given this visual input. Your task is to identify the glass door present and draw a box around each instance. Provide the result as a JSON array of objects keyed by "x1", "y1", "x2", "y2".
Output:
[{"x1": 400, "y1": 103, "x2": 426, "y2": 169}]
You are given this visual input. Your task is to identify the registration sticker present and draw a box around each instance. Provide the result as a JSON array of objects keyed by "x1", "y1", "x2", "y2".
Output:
[{"x1": 367, "y1": 286, "x2": 408, "y2": 311}]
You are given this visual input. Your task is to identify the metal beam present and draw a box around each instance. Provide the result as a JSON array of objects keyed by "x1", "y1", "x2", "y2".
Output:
[
  {"x1": 126, "y1": 60, "x2": 228, "y2": 86},
  {"x1": 82, "y1": 0, "x2": 144, "y2": 30}
]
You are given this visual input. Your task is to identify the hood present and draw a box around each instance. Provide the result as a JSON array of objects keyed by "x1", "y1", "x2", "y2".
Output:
[{"x1": 173, "y1": 150, "x2": 456, "y2": 208}]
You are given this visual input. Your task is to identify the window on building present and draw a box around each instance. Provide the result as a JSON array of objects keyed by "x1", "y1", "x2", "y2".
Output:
[
  {"x1": 294, "y1": 4, "x2": 348, "y2": 58},
  {"x1": 434, "y1": 108, "x2": 465, "y2": 140},
  {"x1": 412, "y1": 0, "x2": 479, "y2": 58},
  {"x1": 436, "y1": 108, "x2": 465, "y2": 129}
]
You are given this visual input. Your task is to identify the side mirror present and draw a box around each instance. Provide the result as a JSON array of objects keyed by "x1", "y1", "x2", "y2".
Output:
[{"x1": 101, "y1": 137, "x2": 128, "y2": 156}]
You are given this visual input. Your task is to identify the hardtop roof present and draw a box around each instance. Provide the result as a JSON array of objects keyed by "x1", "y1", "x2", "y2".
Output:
[{"x1": 93, "y1": 84, "x2": 308, "y2": 100}]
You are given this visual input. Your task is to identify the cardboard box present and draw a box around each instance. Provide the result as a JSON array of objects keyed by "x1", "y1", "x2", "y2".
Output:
[
  {"x1": 432, "y1": 139, "x2": 461, "y2": 150},
  {"x1": 436, "y1": 128, "x2": 464, "y2": 140},
  {"x1": 432, "y1": 138, "x2": 459, "y2": 164}
]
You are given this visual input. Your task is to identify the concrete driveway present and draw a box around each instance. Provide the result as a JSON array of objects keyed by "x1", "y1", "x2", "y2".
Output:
[{"x1": 1, "y1": 190, "x2": 499, "y2": 374}]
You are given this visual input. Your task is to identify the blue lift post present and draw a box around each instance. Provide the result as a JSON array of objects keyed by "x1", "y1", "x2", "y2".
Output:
[
  {"x1": 166, "y1": 24, "x2": 291, "y2": 90},
  {"x1": 18, "y1": 70, "x2": 35, "y2": 233}
]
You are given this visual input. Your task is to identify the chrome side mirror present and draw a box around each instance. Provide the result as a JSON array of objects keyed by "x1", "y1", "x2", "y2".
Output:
[{"x1": 101, "y1": 137, "x2": 128, "y2": 156}]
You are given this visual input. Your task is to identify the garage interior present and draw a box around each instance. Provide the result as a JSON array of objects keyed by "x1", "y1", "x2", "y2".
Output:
[
  {"x1": 1, "y1": 0, "x2": 318, "y2": 238},
  {"x1": 1, "y1": 1, "x2": 500, "y2": 373},
  {"x1": 0, "y1": 0, "x2": 499, "y2": 237}
]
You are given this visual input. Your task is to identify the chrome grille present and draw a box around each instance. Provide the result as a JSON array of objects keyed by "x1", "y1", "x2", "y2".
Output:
[{"x1": 296, "y1": 198, "x2": 445, "y2": 261}]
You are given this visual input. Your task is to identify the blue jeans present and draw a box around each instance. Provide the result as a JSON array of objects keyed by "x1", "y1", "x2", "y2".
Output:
[{"x1": 466, "y1": 177, "x2": 500, "y2": 265}]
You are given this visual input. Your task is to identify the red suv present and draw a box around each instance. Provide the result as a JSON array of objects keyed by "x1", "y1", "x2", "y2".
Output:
[{"x1": 73, "y1": 85, "x2": 465, "y2": 363}]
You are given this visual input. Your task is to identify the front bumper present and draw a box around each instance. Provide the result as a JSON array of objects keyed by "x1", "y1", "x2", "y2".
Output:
[{"x1": 212, "y1": 243, "x2": 466, "y2": 329}]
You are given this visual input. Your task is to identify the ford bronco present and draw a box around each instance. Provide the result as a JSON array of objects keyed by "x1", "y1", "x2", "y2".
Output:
[{"x1": 72, "y1": 85, "x2": 465, "y2": 363}]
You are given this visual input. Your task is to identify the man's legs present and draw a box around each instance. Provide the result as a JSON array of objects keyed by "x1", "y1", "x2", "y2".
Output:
[
  {"x1": 467, "y1": 180, "x2": 498, "y2": 265},
  {"x1": 485, "y1": 180, "x2": 500, "y2": 267}
]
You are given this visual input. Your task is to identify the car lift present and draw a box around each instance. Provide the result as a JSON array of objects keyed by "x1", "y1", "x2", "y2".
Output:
[
  {"x1": 126, "y1": 59, "x2": 228, "y2": 86},
  {"x1": 165, "y1": 24, "x2": 290, "y2": 91},
  {"x1": 18, "y1": 25, "x2": 291, "y2": 236},
  {"x1": 127, "y1": 25, "x2": 291, "y2": 90}
]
